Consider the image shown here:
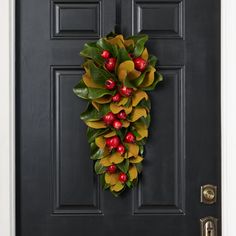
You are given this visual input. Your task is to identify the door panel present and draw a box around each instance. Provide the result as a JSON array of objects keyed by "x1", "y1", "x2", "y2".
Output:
[{"x1": 16, "y1": 0, "x2": 221, "y2": 235}]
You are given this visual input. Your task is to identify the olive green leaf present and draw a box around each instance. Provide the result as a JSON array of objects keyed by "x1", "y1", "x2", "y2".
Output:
[
  {"x1": 94, "y1": 160, "x2": 107, "y2": 174},
  {"x1": 117, "y1": 159, "x2": 129, "y2": 173},
  {"x1": 142, "y1": 72, "x2": 163, "y2": 91}
]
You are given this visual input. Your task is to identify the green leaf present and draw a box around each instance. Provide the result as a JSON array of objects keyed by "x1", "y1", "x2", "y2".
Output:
[
  {"x1": 88, "y1": 61, "x2": 114, "y2": 85},
  {"x1": 123, "y1": 77, "x2": 137, "y2": 89},
  {"x1": 139, "y1": 99, "x2": 151, "y2": 110},
  {"x1": 139, "y1": 145, "x2": 144, "y2": 155},
  {"x1": 90, "y1": 142, "x2": 108, "y2": 160},
  {"x1": 117, "y1": 48, "x2": 131, "y2": 64},
  {"x1": 126, "y1": 180, "x2": 133, "y2": 188},
  {"x1": 96, "y1": 38, "x2": 118, "y2": 57},
  {"x1": 99, "y1": 174, "x2": 110, "y2": 190},
  {"x1": 87, "y1": 127, "x2": 109, "y2": 143},
  {"x1": 80, "y1": 46, "x2": 104, "y2": 65},
  {"x1": 142, "y1": 72, "x2": 163, "y2": 91},
  {"x1": 94, "y1": 160, "x2": 106, "y2": 174},
  {"x1": 80, "y1": 103, "x2": 110, "y2": 121},
  {"x1": 73, "y1": 80, "x2": 116, "y2": 100},
  {"x1": 117, "y1": 159, "x2": 129, "y2": 173},
  {"x1": 135, "y1": 163, "x2": 143, "y2": 174},
  {"x1": 148, "y1": 55, "x2": 157, "y2": 67},
  {"x1": 73, "y1": 80, "x2": 89, "y2": 99},
  {"x1": 132, "y1": 34, "x2": 148, "y2": 57}
]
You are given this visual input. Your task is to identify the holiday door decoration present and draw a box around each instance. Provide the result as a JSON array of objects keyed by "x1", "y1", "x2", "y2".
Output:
[{"x1": 73, "y1": 33, "x2": 163, "y2": 196}]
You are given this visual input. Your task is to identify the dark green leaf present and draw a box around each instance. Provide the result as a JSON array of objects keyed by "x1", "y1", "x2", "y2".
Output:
[
  {"x1": 73, "y1": 80, "x2": 116, "y2": 100},
  {"x1": 96, "y1": 38, "x2": 118, "y2": 57},
  {"x1": 142, "y1": 72, "x2": 163, "y2": 91},
  {"x1": 80, "y1": 47, "x2": 104, "y2": 65},
  {"x1": 135, "y1": 163, "x2": 143, "y2": 173},
  {"x1": 87, "y1": 127, "x2": 109, "y2": 143},
  {"x1": 139, "y1": 145, "x2": 144, "y2": 155},
  {"x1": 126, "y1": 180, "x2": 133, "y2": 188},
  {"x1": 117, "y1": 48, "x2": 131, "y2": 64},
  {"x1": 139, "y1": 99, "x2": 151, "y2": 110},
  {"x1": 132, "y1": 34, "x2": 148, "y2": 57},
  {"x1": 148, "y1": 55, "x2": 157, "y2": 67},
  {"x1": 123, "y1": 77, "x2": 137, "y2": 89},
  {"x1": 88, "y1": 61, "x2": 114, "y2": 85},
  {"x1": 100, "y1": 174, "x2": 110, "y2": 190},
  {"x1": 94, "y1": 160, "x2": 106, "y2": 174},
  {"x1": 117, "y1": 159, "x2": 129, "y2": 173},
  {"x1": 80, "y1": 103, "x2": 110, "y2": 121}
]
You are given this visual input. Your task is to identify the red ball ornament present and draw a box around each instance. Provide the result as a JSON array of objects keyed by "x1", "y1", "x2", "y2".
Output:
[
  {"x1": 105, "y1": 79, "x2": 116, "y2": 90},
  {"x1": 101, "y1": 50, "x2": 110, "y2": 59},
  {"x1": 133, "y1": 57, "x2": 147, "y2": 72},
  {"x1": 107, "y1": 164, "x2": 117, "y2": 174},
  {"x1": 112, "y1": 120, "x2": 122, "y2": 130},
  {"x1": 116, "y1": 144, "x2": 125, "y2": 155},
  {"x1": 119, "y1": 85, "x2": 133, "y2": 97},
  {"x1": 124, "y1": 132, "x2": 135, "y2": 143},
  {"x1": 102, "y1": 112, "x2": 116, "y2": 125},
  {"x1": 112, "y1": 93, "x2": 121, "y2": 102},
  {"x1": 105, "y1": 58, "x2": 116, "y2": 72},
  {"x1": 106, "y1": 136, "x2": 120, "y2": 149},
  {"x1": 117, "y1": 110, "x2": 127, "y2": 120},
  {"x1": 119, "y1": 172, "x2": 128, "y2": 183}
]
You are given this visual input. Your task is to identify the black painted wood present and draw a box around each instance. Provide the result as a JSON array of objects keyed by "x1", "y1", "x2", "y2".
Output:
[{"x1": 16, "y1": 0, "x2": 221, "y2": 235}]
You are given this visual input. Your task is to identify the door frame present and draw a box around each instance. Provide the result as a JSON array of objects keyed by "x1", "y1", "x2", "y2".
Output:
[{"x1": 0, "y1": 0, "x2": 234, "y2": 235}]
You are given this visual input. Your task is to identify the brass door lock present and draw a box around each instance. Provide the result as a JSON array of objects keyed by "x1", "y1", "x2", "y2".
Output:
[
  {"x1": 201, "y1": 184, "x2": 217, "y2": 204},
  {"x1": 200, "y1": 216, "x2": 217, "y2": 236}
]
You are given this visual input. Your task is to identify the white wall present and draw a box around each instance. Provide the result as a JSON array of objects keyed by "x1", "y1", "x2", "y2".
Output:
[
  {"x1": 0, "y1": 0, "x2": 15, "y2": 235},
  {"x1": 221, "y1": 0, "x2": 236, "y2": 235}
]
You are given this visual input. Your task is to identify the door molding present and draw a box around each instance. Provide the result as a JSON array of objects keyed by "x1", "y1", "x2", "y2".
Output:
[{"x1": 0, "y1": 0, "x2": 234, "y2": 235}]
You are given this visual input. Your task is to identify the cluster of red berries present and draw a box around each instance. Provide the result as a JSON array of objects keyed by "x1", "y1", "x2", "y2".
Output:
[
  {"x1": 102, "y1": 111, "x2": 127, "y2": 130},
  {"x1": 101, "y1": 49, "x2": 148, "y2": 101},
  {"x1": 106, "y1": 164, "x2": 128, "y2": 183},
  {"x1": 105, "y1": 132, "x2": 135, "y2": 152},
  {"x1": 105, "y1": 131, "x2": 135, "y2": 183}
]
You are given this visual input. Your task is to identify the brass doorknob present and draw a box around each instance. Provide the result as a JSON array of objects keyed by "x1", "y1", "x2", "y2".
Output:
[
  {"x1": 201, "y1": 184, "x2": 217, "y2": 204},
  {"x1": 203, "y1": 188, "x2": 215, "y2": 201}
]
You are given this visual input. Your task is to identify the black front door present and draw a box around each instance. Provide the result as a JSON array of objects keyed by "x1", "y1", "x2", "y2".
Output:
[{"x1": 16, "y1": 0, "x2": 221, "y2": 235}]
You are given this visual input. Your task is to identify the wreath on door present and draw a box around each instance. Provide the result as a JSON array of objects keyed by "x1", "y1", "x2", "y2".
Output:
[{"x1": 73, "y1": 32, "x2": 163, "y2": 196}]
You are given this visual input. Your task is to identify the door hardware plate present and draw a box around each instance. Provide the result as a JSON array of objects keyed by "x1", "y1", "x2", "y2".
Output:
[
  {"x1": 201, "y1": 184, "x2": 217, "y2": 204},
  {"x1": 200, "y1": 216, "x2": 217, "y2": 236}
]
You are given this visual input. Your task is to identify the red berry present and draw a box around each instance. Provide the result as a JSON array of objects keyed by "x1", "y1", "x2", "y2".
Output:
[
  {"x1": 112, "y1": 120, "x2": 122, "y2": 130},
  {"x1": 107, "y1": 164, "x2": 117, "y2": 173},
  {"x1": 117, "y1": 144, "x2": 125, "y2": 155},
  {"x1": 124, "y1": 132, "x2": 135, "y2": 143},
  {"x1": 119, "y1": 172, "x2": 128, "y2": 183},
  {"x1": 128, "y1": 53, "x2": 133, "y2": 58},
  {"x1": 117, "y1": 110, "x2": 127, "y2": 120},
  {"x1": 101, "y1": 50, "x2": 110, "y2": 59},
  {"x1": 102, "y1": 112, "x2": 116, "y2": 125},
  {"x1": 105, "y1": 79, "x2": 116, "y2": 90},
  {"x1": 105, "y1": 58, "x2": 116, "y2": 72},
  {"x1": 106, "y1": 136, "x2": 120, "y2": 149},
  {"x1": 119, "y1": 85, "x2": 133, "y2": 97},
  {"x1": 133, "y1": 57, "x2": 147, "y2": 72},
  {"x1": 112, "y1": 93, "x2": 121, "y2": 102}
]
